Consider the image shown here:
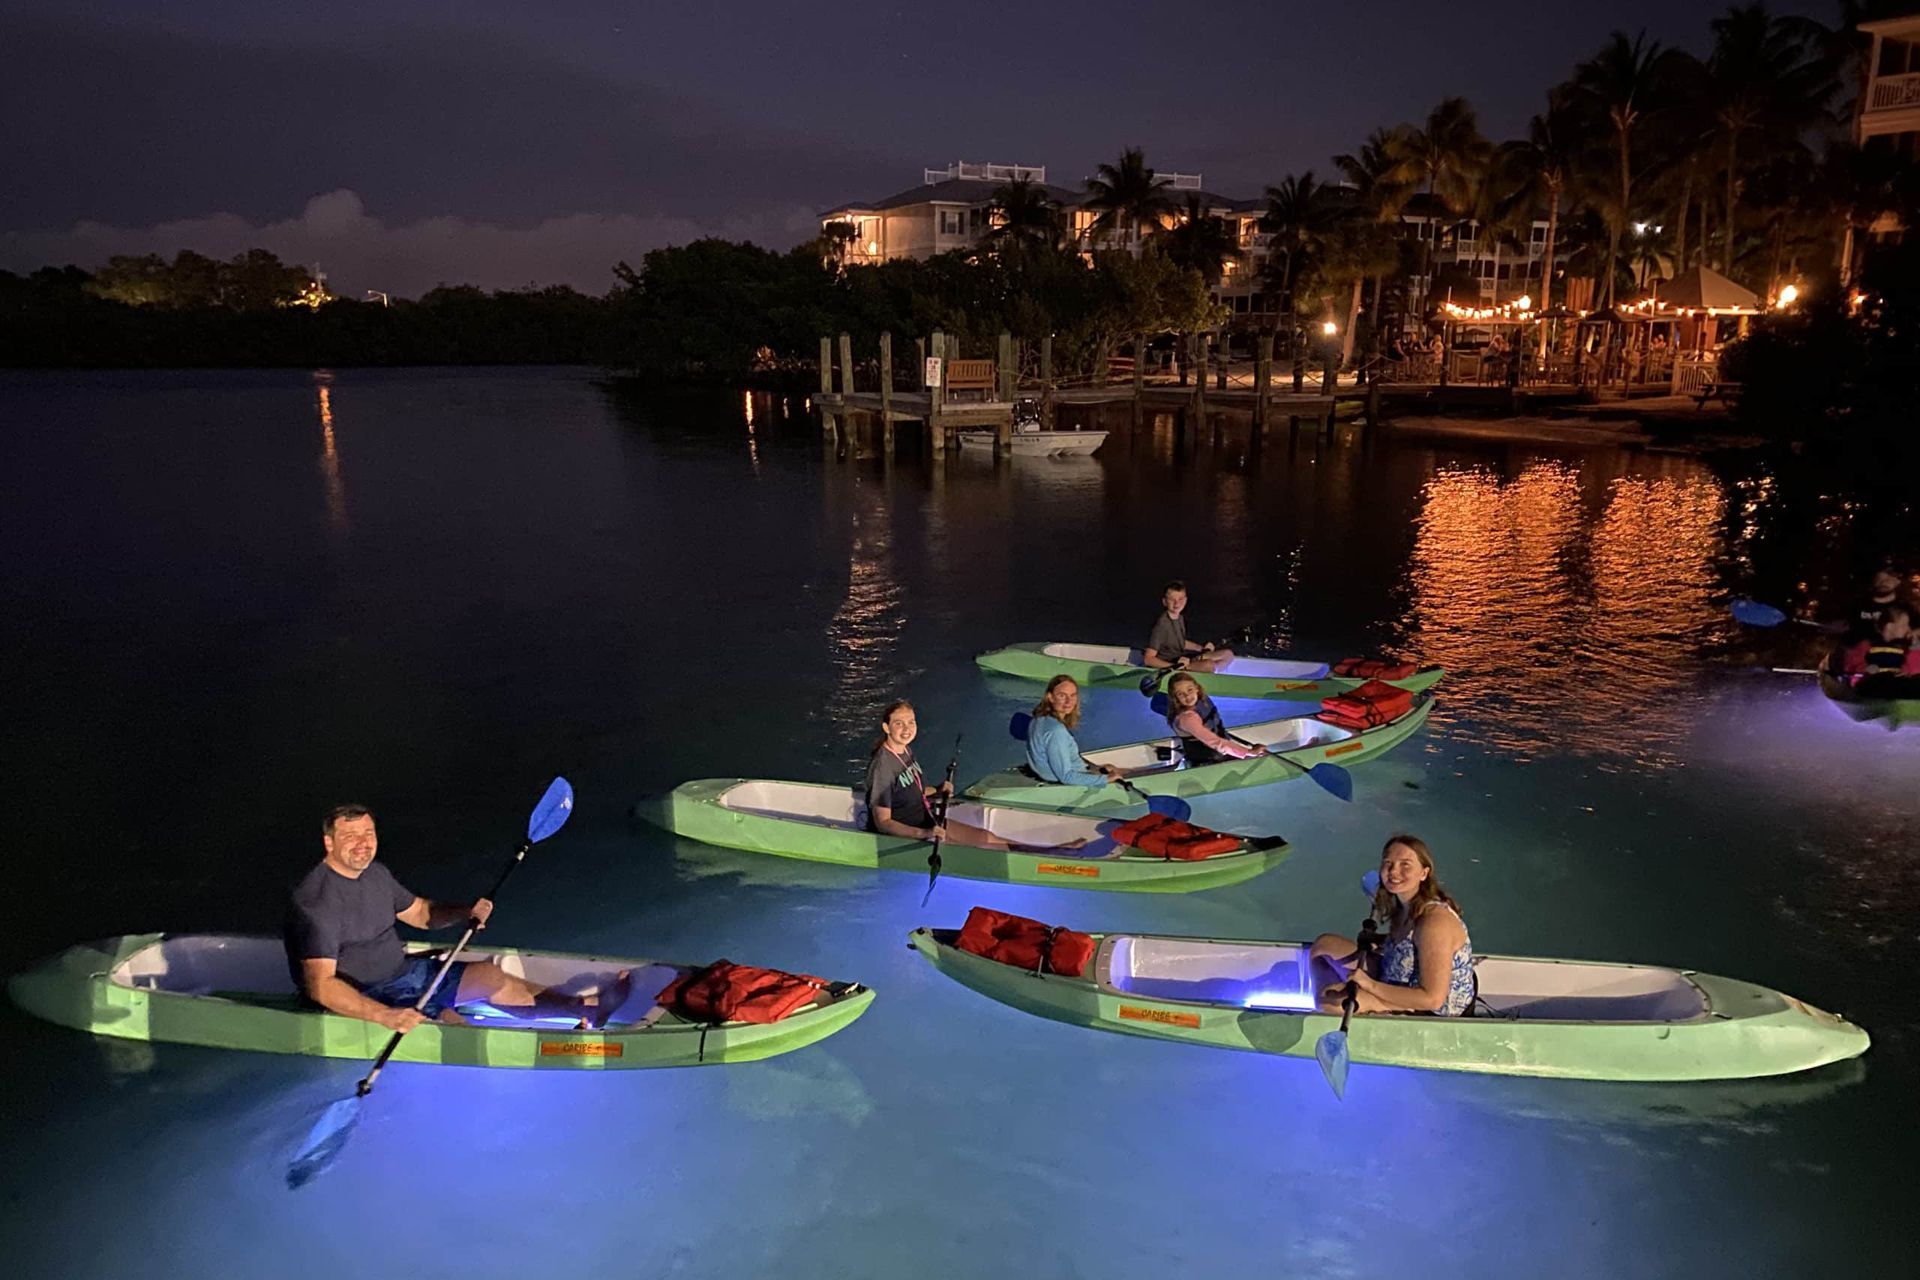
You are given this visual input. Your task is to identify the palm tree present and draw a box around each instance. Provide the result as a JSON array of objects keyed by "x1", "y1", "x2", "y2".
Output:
[
  {"x1": 986, "y1": 177, "x2": 1063, "y2": 249},
  {"x1": 1156, "y1": 193, "x2": 1243, "y2": 285},
  {"x1": 1335, "y1": 127, "x2": 1414, "y2": 333},
  {"x1": 1316, "y1": 216, "x2": 1402, "y2": 364},
  {"x1": 1383, "y1": 98, "x2": 1492, "y2": 312},
  {"x1": 1706, "y1": 4, "x2": 1840, "y2": 275},
  {"x1": 1568, "y1": 31, "x2": 1669, "y2": 306},
  {"x1": 1258, "y1": 171, "x2": 1347, "y2": 312},
  {"x1": 1496, "y1": 106, "x2": 1581, "y2": 349},
  {"x1": 1083, "y1": 147, "x2": 1175, "y2": 247}
]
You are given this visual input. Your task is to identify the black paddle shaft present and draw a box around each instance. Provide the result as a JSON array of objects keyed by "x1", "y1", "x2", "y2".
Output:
[
  {"x1": 357, "y1": 840, "x2": 532, "y2": 1096},
  {"x1": 920, "y1": 736, "x2": 962, "y2": 906}
]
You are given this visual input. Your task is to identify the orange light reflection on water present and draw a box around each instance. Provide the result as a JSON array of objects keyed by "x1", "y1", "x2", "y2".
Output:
[
  {"x1": 315, "y1": 377, "x2": 348, "y2": 535},
  {"x1": 1404, "y1": 459, "x2": 1725, "y2": 766}
]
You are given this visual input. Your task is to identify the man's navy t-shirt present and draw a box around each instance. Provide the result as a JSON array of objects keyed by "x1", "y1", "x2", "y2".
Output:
[{"x1": 285, "y1": 861, "x2": 417, "y2": 991}]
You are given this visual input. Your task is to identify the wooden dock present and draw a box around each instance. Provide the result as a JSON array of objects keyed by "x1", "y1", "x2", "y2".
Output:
[{"x1": 809, "y1": 328, "x2": 1721, "y2": 460}]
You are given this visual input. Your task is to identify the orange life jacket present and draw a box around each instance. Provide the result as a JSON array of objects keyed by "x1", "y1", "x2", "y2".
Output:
[
  {"x1": 1332, "y1": 656, "x2": 1419, "y2": 681},
  {"x1": 955, "y1": 906, "x2": 1096, "y2": 977},
  {"x1": 1110, "y1": 812, "x2": 1244, "y2": 860},
  {"x1": 654, "y1": 960, "x2": 830, "y2": 1025},
  {"x1": 1319, "y1": 678, "x2": 1415, "y2": 730}
]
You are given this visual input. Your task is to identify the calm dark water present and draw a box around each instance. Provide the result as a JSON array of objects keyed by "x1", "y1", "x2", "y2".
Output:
[{"x1": 0, "y1": 367, "x2": 1915, "y2": 1279}]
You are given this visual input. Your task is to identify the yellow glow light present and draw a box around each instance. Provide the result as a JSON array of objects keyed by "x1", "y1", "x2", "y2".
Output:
[{"x1": 1321, "y1": 320, "x2": 1338, "y2": 336}]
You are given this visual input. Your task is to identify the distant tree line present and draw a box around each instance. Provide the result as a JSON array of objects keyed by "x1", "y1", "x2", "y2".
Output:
[
  {"x1": 0, "y1": 257, "x2": 621, "y2": 367},
  {"x1": 3, "y1": 0, "x2": 1916, "y2": 440}
]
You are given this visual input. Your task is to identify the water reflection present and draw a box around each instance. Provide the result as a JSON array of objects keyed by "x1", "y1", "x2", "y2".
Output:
[
  {"x1": 1403, "y1": 459, "x2": 1725, "y2": 765},
  {"x1": 743, "y1": 390, "x2": 760, "y2": 470},
  {"x1": 822, "y1": 480, "x2": 904, "y2": 752},
  {"x1": 313, "y1": 371, "x2": 347, "y2": 536}
]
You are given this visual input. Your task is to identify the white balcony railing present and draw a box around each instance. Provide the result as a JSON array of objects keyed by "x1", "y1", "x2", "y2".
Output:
[{"x1": 1868, "y1": 71, "x2": 1920, "y2": 111}]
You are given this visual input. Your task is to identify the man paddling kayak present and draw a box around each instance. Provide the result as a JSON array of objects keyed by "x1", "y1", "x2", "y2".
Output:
[
  {"x1": 1143, "y1": 580, "x2": 1235, "y2": 673},
  {"x1": 866, "y1": 700, "x2": 1087, "y2": 852},
  {"x1": 286, "y1": 805, "x2": 629, "y2": 1034},
  {"x1": 1842, "y1": 565, "x2": 1914, "y2": 643}
]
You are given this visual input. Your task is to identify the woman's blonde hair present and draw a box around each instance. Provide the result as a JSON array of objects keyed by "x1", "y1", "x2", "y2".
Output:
[
  {"x1": 1370, "y1": 833, "x2": 1461, "y2": 928},
  {"x1": 1031, "y1": 674, "x2": 1080, "y2": 731}
]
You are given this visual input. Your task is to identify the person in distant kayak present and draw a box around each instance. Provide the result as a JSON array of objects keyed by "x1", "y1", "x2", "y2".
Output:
[
  {"x1": 1841, "y1": 565, "x2": 1913, "y2": 643},
  {"x1": 1163, "y1": 673, "x2": 1268, "y2": 766},
  {"x1": 1026, "y1": 676, "x2": 1125, "y2": 788},
  {"x1": 1838, "y1": 605, "x2": 1920, "y2": 686},
  {"x1": 866, "y1": 700, "x2": 1087, "y2": 850},
  {"x1": 1143, "y1": 580, "x2": 1234, "y2": 673},
  {"x1": 286, "y1": 806, "x2": 629, "y2": 1035},
  {"x1": 1307, "y1": 834, "x2": 1474, "y2": 1016}
]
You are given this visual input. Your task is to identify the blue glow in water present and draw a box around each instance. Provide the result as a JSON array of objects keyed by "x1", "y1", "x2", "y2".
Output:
[
  {"x1": 0, "y1": 371, "x2": 1914, "y2": 1279},
  {"x1": 1243, "y1": 990, "x2": 1317, "y2": 1012}
]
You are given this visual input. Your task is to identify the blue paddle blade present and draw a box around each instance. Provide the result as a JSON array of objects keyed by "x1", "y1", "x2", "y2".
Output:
[
  {"x1": 1149, "y1": 693, "x2": 1170, "y2": 716},
  {"x1": 1314, "y1": 1030, "x2": 1351, "y2": 1100},
  {"x1": 286, "y1": 1096, "x2": 361, "y2": 1189},
  {"x1": 1309, "y1": 763, "x2": 1354, "y2": 802},
  {"x1": 527, "y1": 777, "x2": 574, "y2": 843},
  {"x1": 1007, "y1": 712, "x2": 1032, "y2": 741},
  {"x1": 1147, "y1": 794, "x2": 1193, "y2": 822},
  {"x1": 1729, "y1": 598, "x2": 1788, "y2": 628},
  {"x1": 1137, "y1": 673, "x2": 1164, "y2": 696},
  {"x1": 1360, "y1": 870, "x2": 1381, "y2": 898}
]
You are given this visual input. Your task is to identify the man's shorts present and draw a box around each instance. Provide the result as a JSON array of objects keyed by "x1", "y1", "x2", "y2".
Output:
[{"x1": 360, "y1": 954, "x2": 469, "y2": 1018}]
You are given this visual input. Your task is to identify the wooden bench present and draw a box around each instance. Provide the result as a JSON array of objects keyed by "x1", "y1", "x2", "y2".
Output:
[
  {"x1": 945, "y1": 358, "x2": 998, "y2": 402},
  {"x1": 1694, "y1": 381, "x2": 1743, "y2": 408}
]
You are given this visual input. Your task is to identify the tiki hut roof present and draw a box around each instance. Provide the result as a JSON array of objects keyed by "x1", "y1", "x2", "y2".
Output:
[{"x1": 1649, "y1": 265, "x2": 1760, "y2": 312}]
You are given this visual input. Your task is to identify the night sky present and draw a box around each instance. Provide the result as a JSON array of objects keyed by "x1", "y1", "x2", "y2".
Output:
[{"x1": 1, "y1": 0, "x2": 1838, "y2": 296}]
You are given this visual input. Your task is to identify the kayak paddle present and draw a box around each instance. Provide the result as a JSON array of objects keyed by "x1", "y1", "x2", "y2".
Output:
[
  {"x1": 1314, "y1": 984, "x2": 1358, "y2": 1101},
  {"x1": 286, "y1": 776, "x2": 576, "y2": 1190},
  {"x1": 1314, "y1": 886, "x2": 1385, "y2": 1100},
  {"x1": 1729, "y1": 598, "x2": 1824, "y2": 629},
  {"x1": 920, "y1": 736, "x2": 961, "y2": 908},
  {"x1": 1006, "y1": 712, "x2": 1192, "y2": 821},
  {"x1": 1143, "y1": 695, "x2": 1353, "y2": 802}
]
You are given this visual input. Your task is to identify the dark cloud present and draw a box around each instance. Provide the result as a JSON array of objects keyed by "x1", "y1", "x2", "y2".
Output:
[
  {"x1": 0, "y1": 12, "x2": 906, "y2": 229},
  {"x1": 0, "y1": 0, "x2": 1841, "y2": 292}
]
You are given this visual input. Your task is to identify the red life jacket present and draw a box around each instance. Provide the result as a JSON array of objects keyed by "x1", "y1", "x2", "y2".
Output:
[
  {"x1": 1109, "y1": 812, "x2": 1244, "y2": 860},
  {"x1": 1332, "y1": 656, "x2": 1419, "y2": 681},
  {"x1": 654, "y1": 960, "x2": 831, "y2": 1025},
  {"x1": 1319, "y1": 678, "x2": 1415, "y2": 730},
  {"x1": 955, "y1": 906, "x2": 1096, "y2": 977}
]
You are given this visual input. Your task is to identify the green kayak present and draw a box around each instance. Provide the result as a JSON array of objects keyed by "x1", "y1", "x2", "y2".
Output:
[
  {"x1": 966, "y1": 694, "x2": 1433, "y2": 815},
  {"x1": 10, "y1": 934, "x2": 873, "y2": 1069},
  {"x1": 908, "y1": 927, "x2": 1868, "y2": 1081},
  {"x1": 1820, "y1": 668, "x2": 1920, "y2": 728},
  {"x1": 975, "y1": 641, "x2": 1444, "y2": 702},
  {"x1": 642, "y1": 779, "x2": 1291, "y2": 892}
]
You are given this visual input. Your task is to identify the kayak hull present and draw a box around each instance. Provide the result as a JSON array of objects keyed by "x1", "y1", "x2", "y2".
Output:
[
  {"x1": 908, "y1": 928, "x2": 1869, "y2": 1082},
  {"x1": 9, "y1": 934, "x2": 873, "y2": 1069},
  {"x1": 1819, "y1": 670, "x2": 1920, "y2": 728},
  {"x1": 642, "y1": 778, "x2": 1291, "y2": 892},
  {"x1": 966, "y1": 695, "x2": 1433, "y2": 814},
  {"x1": 976, "y1": 641, "x2": 1443, "y2": 702}
]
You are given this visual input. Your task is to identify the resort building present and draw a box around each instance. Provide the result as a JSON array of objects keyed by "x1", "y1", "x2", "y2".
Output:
[
  {"x1": 1856, "y1": 12, "x2": 1920, "y2": 239},
  {"x1": 817, "y1": 163, "x2": 1082, "y2": 267},
  {"x1": 820, "y1": 162, "x2": 1561, "y2": 323}
]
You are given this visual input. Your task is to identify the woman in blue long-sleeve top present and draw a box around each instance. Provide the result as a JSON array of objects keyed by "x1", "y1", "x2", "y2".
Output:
[{"x1": 1026, "y1": 675, "x2": 1125, "y2": 788}]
